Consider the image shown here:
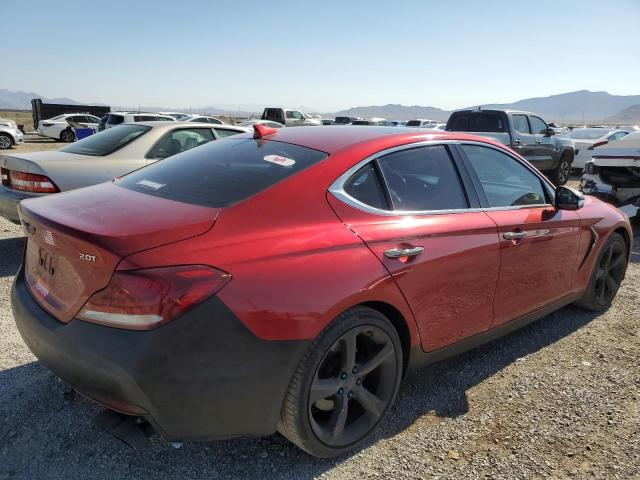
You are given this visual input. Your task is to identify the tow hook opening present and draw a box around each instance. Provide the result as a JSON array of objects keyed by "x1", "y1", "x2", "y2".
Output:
[{"x1": 94, "y1": 409, "x2": 155, "y2": 450}]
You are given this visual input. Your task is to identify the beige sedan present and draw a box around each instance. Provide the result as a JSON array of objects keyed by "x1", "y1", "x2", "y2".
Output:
[{"x1": 0, "y1": 122, "x2": 249, "y2": 223}]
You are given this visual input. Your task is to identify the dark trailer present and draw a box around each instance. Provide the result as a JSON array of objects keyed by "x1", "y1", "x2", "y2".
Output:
[{"x1": 31, "y1": 99, "x2": 110, "y2": 130}]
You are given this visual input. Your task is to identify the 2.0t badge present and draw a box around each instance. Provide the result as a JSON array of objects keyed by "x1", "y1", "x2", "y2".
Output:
[{"x1": 79, "y1": 253, "x2": 97, "y2": 262}]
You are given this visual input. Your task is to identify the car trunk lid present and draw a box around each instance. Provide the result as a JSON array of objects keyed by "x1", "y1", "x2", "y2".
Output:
[{"x1": 19, "y1": 182, "x2": 220, "y2": 322}]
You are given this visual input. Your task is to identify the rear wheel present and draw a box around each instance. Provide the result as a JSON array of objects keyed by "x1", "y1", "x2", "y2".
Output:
[
  {"x1": 60, "y1": 129, "x2": 75, "y2": 142},
  {"x1": 0, "y1": 133, "x2": 13, "y2": 149},
  {"x1": 548, "y1": 153, "x2": 572, "y2": 186},
  {"x1": 279, "y1": 307, "x2": 403, "y2": 458},
  {"x1": 575, "y1": 232, "x2": 627, "y2": 311}
]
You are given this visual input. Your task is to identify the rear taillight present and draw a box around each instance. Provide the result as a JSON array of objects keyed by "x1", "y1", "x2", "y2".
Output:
[
  {"x1": 588, "y1": 140, "x2": 608, "y2": 151},
  {"x1": 1, "y1": 167, "x2": 8, "y2": 185},
  {"x1": 7, "y1": 170, "x2": 59, "y2": 193},
  {"x1": 77, "y1": 265, "x2": 231, "y2": 330}
]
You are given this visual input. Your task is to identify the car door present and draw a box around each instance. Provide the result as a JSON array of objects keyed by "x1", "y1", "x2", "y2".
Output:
[
  {"x1": 458, "y1": 143, "x2": 581, "y2": 326},
  {"x1": 510, "y1": 114, "x2": 537, "y2": 160},
  {"x1": 530, "y1": 115, "x2": 556, "y2": 170},
  {"x1": 328, "y1": 143, "x2": 501, "y2": 352},
  {"x1": 290, "y1": 110, "x2": 305, "y2": 126}
]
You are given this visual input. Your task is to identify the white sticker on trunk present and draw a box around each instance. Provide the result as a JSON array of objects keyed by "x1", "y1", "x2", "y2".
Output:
[
  {"x1": 263, "y1": 154, "x2": 295, "y2": 167},
  {"x1": 136, "y1": 179, "x2": 166, "y2": 190}
]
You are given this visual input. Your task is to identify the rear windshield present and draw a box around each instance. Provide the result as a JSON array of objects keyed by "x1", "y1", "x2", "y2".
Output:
[
  {"x1": 60, "y1": 124, "x2": 150, "y2": 156},
  {"x1": 447, "y1": 112, "x2": 506, "y2": 132},
  {"x1": 117, "y1": 138, "x2": 328, "y2": 208}
]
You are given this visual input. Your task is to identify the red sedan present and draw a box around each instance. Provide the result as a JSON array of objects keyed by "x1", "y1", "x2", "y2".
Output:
[{"x1": 12, "y1": 125, "x2": 631, "y2": 457}]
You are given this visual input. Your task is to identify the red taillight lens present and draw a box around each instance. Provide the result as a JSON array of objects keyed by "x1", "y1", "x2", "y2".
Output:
[
  {"x1": 588, "y1": 140, "x2": 608, "y2": 151},
  {"x1": 8, "y1": 170, "x2": 59, "y2": 193},
  {"x1": 77, "y1": 265, "x2": 231, "y2": 330}
]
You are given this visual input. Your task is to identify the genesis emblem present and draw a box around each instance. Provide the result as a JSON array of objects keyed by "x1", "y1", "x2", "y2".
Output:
[{"x1": 79, "y1": 253, "x2": 97, "y2": 262}]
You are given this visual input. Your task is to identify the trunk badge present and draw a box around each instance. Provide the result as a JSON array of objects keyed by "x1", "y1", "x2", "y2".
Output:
[{"x1": 43, "y1": 230, "x2": 55, "y2": 246}]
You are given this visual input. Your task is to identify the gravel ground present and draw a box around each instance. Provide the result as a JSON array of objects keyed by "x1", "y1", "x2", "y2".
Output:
[
  {"x1": 10, "y1": 134, "x2": 62, "y2": 153},
  {"x1": 0, "y1": 189, "x2": 638, "y2": 479}
]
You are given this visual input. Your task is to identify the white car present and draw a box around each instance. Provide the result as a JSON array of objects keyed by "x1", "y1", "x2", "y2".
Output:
[
  {"x1": 567, "y1": 128, "x2": 630, "y2": 170},
  {"x1": 0, "y1": 118, "x2": 24, "y2": 149},
  {"x1": 183, "y1": 114, "x2": 227, "y2": 125},
  {"x1": 0, "y1": 122, "x2": 250, "y2": 223},
  {"x1": 160, "y1": 112, "x2": 190, "y2": 120},
  {"x1": 99, "y1": 112, "x2": 176, "y2": 131},
  {"x1": 37, "y1": 113, "x2": 102, "y2": 142}
]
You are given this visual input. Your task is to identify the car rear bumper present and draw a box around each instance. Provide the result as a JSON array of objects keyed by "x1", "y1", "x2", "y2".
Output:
[
  {"x1": 11, "y1": 266, "x2": 310, "y2": 441},
  {"x1": 580, "y1": 172, "x2": 640, "y2": 206}
]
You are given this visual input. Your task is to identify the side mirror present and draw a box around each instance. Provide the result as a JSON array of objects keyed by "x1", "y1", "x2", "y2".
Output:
[
  {"x1": 555, "y1": 186, "x2": 584, "y2": 211},
  {"x1": 545, "y1": 127, "x2": 555, "y2": 136}
]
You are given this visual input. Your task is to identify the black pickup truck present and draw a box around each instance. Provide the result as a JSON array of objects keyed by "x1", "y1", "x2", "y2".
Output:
[{"x1": 446, "y1": 108, "x2": 575, "y2": 185}]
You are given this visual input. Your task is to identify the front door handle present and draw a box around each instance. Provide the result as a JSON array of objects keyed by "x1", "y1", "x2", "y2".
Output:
[
  {"x1": 514, "y1": 138, "x2": 521, "y2": 144},
  {"x1": 384, "y1": 246, "x2": 424, "y2": 259},
  {"x1": 503, "y1": 231, "x2": 527, "y2": 240},
  {"x1": 535, "y1": 140, "x2": 542, "y2": 144}
]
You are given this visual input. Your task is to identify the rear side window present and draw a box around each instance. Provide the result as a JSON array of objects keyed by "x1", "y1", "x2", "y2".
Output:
[
  {"x1": 344, "y1": 163, "x2": 388, "y2": 210},
  {"x1": 107, "y1": 114, "x2": 124, "y2": 125},
  {"x1": 406, "y1": 120, "x2": 421, "y2": 127},
  {"x1": 462, "y1": 144, "x2": 548, "y2": 207},
  {"x1": 117, "y1": 139, "x2": 328, "y2": 208},
  {"x1": 214, "y1": 128, "x2": 241, "y2": 138},
  {"x1": 512, "y1": 115, "x2": 531, "y2": 134},
  {"x1": 378, "y1": 145, "x2": 468, "y2": 211},
  {"x1": 60, "y1": 124, "x2": 150, "y2": 156},
  {"x1": 147, "y1": 128, "x2": 215, "y2": 159}
]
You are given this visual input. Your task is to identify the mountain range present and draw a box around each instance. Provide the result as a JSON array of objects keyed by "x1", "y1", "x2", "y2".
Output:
[{"x1": 1, "y1": 88, "x2": 640, "y2": 124}]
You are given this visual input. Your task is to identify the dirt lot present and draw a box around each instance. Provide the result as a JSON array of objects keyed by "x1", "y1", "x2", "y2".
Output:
[{"x1": 0, "y1": 146, "x2": 638, "y2": 478}]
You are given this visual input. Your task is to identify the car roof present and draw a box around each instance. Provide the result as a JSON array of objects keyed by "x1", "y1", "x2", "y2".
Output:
[
  {"x1": 232, "y1": 125, "x2": 503, "y2": 154},
  {"x1": 451, "y1": 108, "x2": 537, "y2": 116}
]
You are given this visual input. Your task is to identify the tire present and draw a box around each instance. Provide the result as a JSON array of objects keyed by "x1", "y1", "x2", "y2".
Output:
[
  {"x1": 278, "y1": 306, "x2": 403, "y2": 458},
  {"x1": 548, "y1": 153, "x2": 572, "y2": 186},
  {"x1": 575, "y1": 232, "x2": 627, "y2": 311},
  {"x1": 60, "y1": 129, "x2": 75, "y2": 142},
  {"x1": 0, "y1": 133, "x2": 13, "y2": 150}
]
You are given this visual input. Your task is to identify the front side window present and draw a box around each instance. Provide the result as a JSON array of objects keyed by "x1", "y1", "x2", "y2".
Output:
[
  {"x1": 377, "y1": 145, "x2": 468, "y2": 211},
  {"x1": 118, "y1": 138, "x2": 327, "y2": 208},
  {"x1": 60, "y1": 124, "x2": 150, "y2": 156},
  {"x1": 512, "y1": 115, "x2": 531, "y2": 134},
  {"x1": 147, "y1": 128, "x2": 214, "y2": 159},
  {"x1": 107, "y1": 114, "x2": 124, "y2": 125},
  {"x1": 530, "y1": 116, "x2": 548, "y2": 134},
  {"x1": 462, "y1": 144, "x2": 548, "y2": 207},
  {"x1": 291, "y1": 111, "x2": 303, "y2": 120}
]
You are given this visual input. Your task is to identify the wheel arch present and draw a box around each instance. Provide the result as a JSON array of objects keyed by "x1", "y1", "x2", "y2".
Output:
[
  {"x1": 360, "y1": 301, "x2": 411, "y2": 376},
  {"x1": 613, "y1": 226, "x2": 632, "y2": 261}
]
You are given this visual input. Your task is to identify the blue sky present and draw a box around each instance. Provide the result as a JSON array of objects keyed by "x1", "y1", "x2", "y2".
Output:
[{"x1": 4, "y1": 0, "x2": 639, "y2": 112}]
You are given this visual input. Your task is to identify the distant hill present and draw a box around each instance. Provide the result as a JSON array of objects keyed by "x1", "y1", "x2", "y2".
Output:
[
  {"x1": 334, "y1": 91, "x2": 640, "y2": 124},
  {"x1": 476, "y1": 90, "x2": 640, "y2": 123},
  {"x1": 0, "y1": 89, "x2": 85, "y2": 109},
  {"x1": 604, "y1": 104, "x2": 640, "y2": 125}
]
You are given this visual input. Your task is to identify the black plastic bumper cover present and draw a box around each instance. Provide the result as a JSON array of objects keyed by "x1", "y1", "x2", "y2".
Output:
[{"x1": 11, "y1": 266, "x2": 311, "y2": 441}]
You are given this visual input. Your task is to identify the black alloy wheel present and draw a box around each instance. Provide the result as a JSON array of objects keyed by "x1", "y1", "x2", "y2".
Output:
[{"x1": 279, "y1": 307, "x2": 402, "y2": 457}]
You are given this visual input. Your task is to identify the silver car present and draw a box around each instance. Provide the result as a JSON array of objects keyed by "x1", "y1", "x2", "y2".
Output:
[
  {"x1": 0, "y1": 118, "x2": 24, "y2": 150},
  {"x1": 0, "y1": 121, "x2": 249, "y2": 223}
]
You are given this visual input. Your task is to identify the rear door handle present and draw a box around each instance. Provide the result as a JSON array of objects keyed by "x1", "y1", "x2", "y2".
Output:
[
  {"x1": 384, "y1": 246, "x2": 424, "y2": 259},
  {"x1": 503, "y1": 231, "x2": 526, "y2": 240},
  {"x1": 535, "y1": 140, "x2": 542, "y2": 144}
]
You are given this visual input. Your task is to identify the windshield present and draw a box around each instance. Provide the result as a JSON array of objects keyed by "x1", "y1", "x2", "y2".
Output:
[
  {"x1": 60, "y1": 124, "x2": 150, "y2": 156},
  {"x1": 117, "y1": 138, "x2": 328, "y2": 208},
  {"x1": 567, "y1": 129, "x2": 611, "y2": 140}
]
